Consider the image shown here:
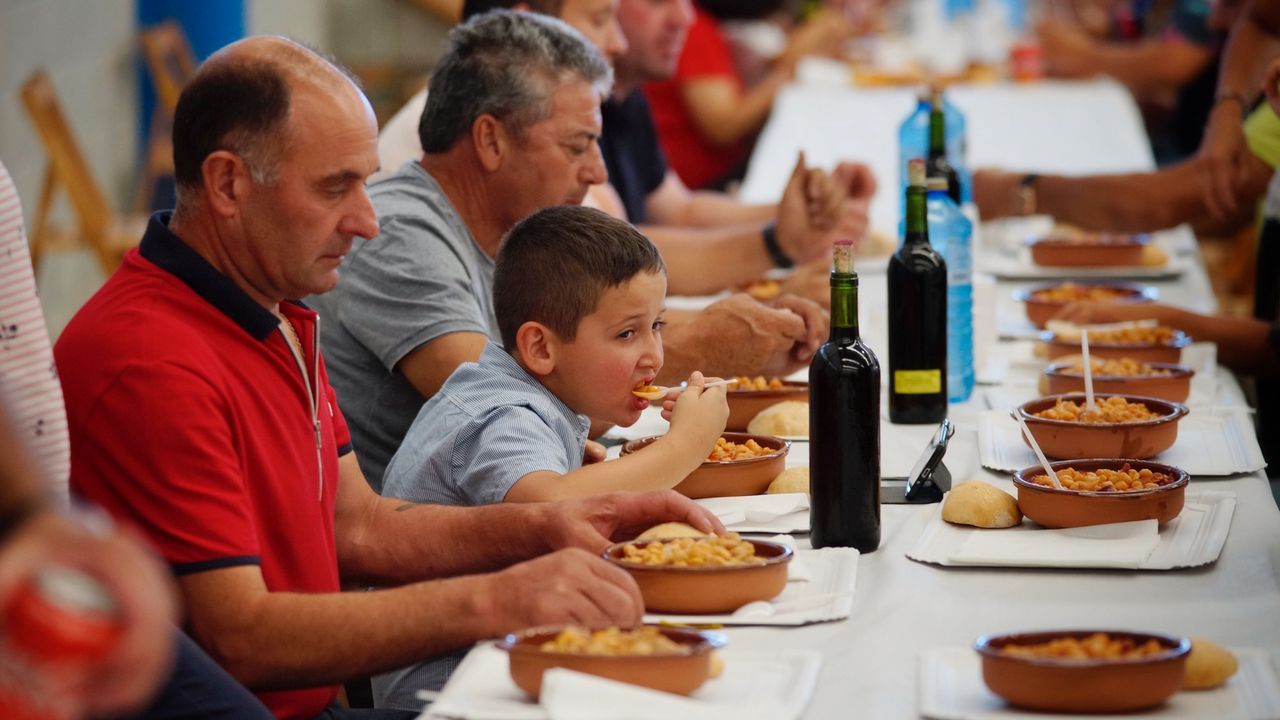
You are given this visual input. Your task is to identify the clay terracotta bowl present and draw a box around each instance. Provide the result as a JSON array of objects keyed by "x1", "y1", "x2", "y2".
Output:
[
  {"x1": 1027, "y1": 233, "x2": 1150, "y2": 267},
  {"x1": 1043, "y1": 361, "x2": 1193, "y2": 403},
  {"x1": 621, "y1": 432, "x2": 790, "y2": 499},
  {"x1": 1013, "y1": 282, "x2": 1155, "y2": 329},
  {"x1": 499, "y1": 625, "x2": 725, "y2": 700},
  {"x1": 1041, "y1": 329, "x2": 1191, "y2": 364},
  {"x1": 1015, "y1": 394, "x2": 1189, "y2": 460},
  {"x1": 725, "y1": 382, "x2": 809, "y2": 431},
  {"x1": 975, "y1": 629, "x2": 1191, "y2": 713},
  {"x1": 602, "y1": 538, "x2": 792, "y2": 614},
  {"x1": 1012, "y1": 458, "x2": 1189, "y2": 528}
]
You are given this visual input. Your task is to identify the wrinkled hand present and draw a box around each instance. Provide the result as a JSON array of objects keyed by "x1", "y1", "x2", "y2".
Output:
[
  {"x1": 659, "y1": 372, "x2": 729, "y2": 451},
  {"x1": 583, "y1": 440, "x2": 607, "y2": 465},
  {"x1": 779, "y1": 255, "x2": 833, "y2": 309},
  {"x1": 1035, "y1": 21, "x2": 1096, "y2": 78},
  {"x1": 489, "y1": 548, "x2": 643, "y2": 629},
  {"x1": 682, "y1": 293, "x2": 811, "y2": 377},
  {"x1": 769, "y1": 293, "x2": 828, "y2": 367},
  {"x1": 971, "y1": 169, "x2": 1021, "y2": 220},
  {"x1": 778, "y1": 153, "x2": 841, "y2": 265},
  {"x1": 543, "y1": 491, "x2": 725, "y2": 553},
  {"x1": 1196, "y1": 100, "x2": 1248, "y2": 221},
  {"x1": 0, "y1": 509, "x2": 177, "y2": 719}
]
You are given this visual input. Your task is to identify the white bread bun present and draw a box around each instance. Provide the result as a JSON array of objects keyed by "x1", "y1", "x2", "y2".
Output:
[
  {"x1": 1183, "y1": 638, "x2": 1238, "y2": 690},
  {"x1": 941, "y1": 481, "x2": 1023, "y2": 528},
  {"x1": 747, "y1": 401, "x2": 809, "y2": 436},
  {"x1": 636, "y1": 522, "x2": 709, "y2": 541},
  {"x1": 767, "y1": 467, "x2": 809, "y2": 494}
]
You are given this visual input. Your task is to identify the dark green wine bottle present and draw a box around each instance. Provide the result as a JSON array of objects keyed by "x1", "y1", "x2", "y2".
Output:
[
  {"x1": 810, "y1": 240, "x2": 881, "y2": 551},
  {"x1": 888, "y1": 159, "x2": 948, "y2": 424}
]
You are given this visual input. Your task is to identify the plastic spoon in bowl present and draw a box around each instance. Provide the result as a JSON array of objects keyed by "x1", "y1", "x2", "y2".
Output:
[
  {"x1": 631, "y1": 378, "x2": 738, "y2": 400},
  {"x1": 1081, "y1": 329, "x2": 1097, "y2": 414},
  {"x1": 1016, "y1": 411, "x2": 1063, "y2": 489}
]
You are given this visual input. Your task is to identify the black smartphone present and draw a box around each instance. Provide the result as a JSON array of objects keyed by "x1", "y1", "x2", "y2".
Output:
[{"x1": 882, "y1": 419, "x2": 954, "y2": 504}]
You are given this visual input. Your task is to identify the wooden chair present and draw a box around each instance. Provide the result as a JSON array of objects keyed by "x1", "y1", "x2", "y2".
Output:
[
  {"x1": 135, "y1": 20, "x2": 196, "y2": 212},
  {"x1": 20, "y1": 70, "x2": 148, "y2": 276}
]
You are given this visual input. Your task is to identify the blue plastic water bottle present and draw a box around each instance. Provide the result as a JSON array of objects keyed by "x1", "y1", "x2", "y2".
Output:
[
  {"x1": 898, "y1": 90, "x2": 969, "y2": 216},
  {"x1": 925, "y1": 177, "x2": 974, "y2": 403}
]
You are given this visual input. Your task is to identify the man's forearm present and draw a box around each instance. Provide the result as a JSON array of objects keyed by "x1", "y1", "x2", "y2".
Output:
[
  {"x1": 1154, "y1": 306, "x2": 1278, "y2": 376},
  {"x1": 184, "y1": 573, "x2": 502, "y2": 690},
  {"x1": 1037, "y1": 163, "x2": 1204, "y2": 233},
  {"x1": 1218, "y1": 2, "x2": 1280, "y2": 102},
  {"x1": 337, "y1": 490, "x2": 554, "y2": 586},
  {"x1": 677, "y1": 193, "x2": 775, "y2": 228},
  {"x1": 642, "y1": 224, "x2": 775, "y2": 295},
  {"x1": 1088, "y1": 40, "x2": 1210, "y2": 94}
]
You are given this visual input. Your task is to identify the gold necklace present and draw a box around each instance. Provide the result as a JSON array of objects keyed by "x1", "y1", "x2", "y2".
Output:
[{"x1": 274, "y1": 309, "x2": 304, "y2": 356}]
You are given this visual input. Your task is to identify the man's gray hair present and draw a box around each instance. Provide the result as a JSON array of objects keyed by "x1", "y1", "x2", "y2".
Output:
[{"x1": 418, "y1": 9, "x2": 612, "y2": 153}]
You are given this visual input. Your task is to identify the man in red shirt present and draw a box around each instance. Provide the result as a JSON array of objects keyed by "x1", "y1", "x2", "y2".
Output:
[{"x1": 57, "y1": 35, "x2": 719, "y2": 720}]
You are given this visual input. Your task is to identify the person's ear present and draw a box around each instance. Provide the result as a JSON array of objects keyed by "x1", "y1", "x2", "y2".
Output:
[
  {"x1": 516, "y1": 321, "x2": 557, "y2": 376},
  {"x1": 202, "y1": 150, "x2": 252, "y2": 218},
  {"x1": 472, "y1": 114, "x2": 506, "y2": 173}
]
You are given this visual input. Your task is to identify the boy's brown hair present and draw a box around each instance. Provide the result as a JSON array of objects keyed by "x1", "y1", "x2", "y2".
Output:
[{"x1": 494, "y1": 205, "x2": 666, "y2": 350}]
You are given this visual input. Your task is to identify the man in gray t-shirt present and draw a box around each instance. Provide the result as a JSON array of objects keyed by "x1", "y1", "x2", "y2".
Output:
[{"x1": 309, "y1": 160, "x2": 499, "y2": 489}]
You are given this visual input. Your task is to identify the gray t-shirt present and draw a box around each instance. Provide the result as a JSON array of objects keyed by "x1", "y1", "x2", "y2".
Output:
[{"x1": 310, "y1": 160, "x2": 499, "y2": 491}]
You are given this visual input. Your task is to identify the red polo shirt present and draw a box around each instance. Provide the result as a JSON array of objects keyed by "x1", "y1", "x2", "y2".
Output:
[
  {"x1": 58, "y1": 214, "x2": 350, "y2": 720},
  {"x1": 644, "y1": 9, "x2": 749, "y2": 190}
]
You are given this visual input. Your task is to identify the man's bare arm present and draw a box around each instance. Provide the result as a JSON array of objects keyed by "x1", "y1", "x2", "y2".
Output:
[{"x1": 395, "y1": 331, "x2": 488, "y2": 401}]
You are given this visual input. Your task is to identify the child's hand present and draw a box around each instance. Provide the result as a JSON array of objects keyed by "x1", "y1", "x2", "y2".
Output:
[
  {"x1": 662, "y1": 372, "x2": 729, "y2": 456},
  {"x1": 583, "y1": 439, "x2": 607, "y2": 465}
]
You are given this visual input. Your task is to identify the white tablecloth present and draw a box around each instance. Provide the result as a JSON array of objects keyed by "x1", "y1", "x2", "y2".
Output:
[{"x1": 716, "y1": 79, "x2": 1280, "y2": 719}]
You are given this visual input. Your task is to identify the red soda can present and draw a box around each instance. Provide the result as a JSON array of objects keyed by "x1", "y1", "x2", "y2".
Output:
[{"x1": 0, "y1": 567, "x2": 123, "y2": 719}]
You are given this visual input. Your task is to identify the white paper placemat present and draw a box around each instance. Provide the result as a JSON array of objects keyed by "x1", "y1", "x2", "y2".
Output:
[
  {"x1": 977, "y1": 409, "x2": 1265, "y2": 476},
  {"x1": 696, "y1": 493, "x2": 809, "y2": 533},
  {"x1": 907, "y1": 490, "x2": 1236, "y2": 570},
  {"x1": 918, "y1": 646, "x2": 1280, "y2": 720},
  {"x1": 644, "y1": 542, "x2": 859, "y2": 626},
  {"x1": 420, "y1": 644, "x2": 822, "y2": 720}
]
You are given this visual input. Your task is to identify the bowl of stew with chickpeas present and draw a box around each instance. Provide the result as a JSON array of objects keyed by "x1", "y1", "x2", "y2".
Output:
[
  {"x1": 1012, "y1": 458, "x2": 1189, "y2": 528},
  {"x1": 601, "y1": 533, "x2": 792, "y2": 614},
  {"x1": 975, "y1": 629, "x2": 1191, "y2": 713},
  {"x1": 621, "y1": 432, "x2": 790, "y2": 499},
  {"x1": 1015, "y1": 394, "x2": 1189, "y2": 460}
]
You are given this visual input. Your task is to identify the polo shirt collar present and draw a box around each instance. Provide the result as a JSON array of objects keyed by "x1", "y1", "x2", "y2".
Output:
[
  {"x1": 139, "y1": 212, "x2": 279, "y2": 341},
  {"x1": 481, "y1": 343, "x2": 590, "y2": 435}
]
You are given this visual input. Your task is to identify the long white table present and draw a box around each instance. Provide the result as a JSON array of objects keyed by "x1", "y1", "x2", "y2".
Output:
[{"x1": 722, "y1": 78, "x2": 1280, "y2": 718}]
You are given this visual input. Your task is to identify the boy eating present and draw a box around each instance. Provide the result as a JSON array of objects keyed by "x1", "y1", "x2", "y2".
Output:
[{"x1": 381, "y1": 205, "x2": 728, "y2": 505}]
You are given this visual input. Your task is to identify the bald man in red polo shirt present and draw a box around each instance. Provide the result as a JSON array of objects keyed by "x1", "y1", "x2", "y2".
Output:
[{"x1": 56, "y1": 36, "x2": 720, "y2": 720}]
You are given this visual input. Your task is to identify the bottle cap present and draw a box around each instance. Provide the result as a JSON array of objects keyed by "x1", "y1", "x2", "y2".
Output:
[
  {"x1": 907, "y1": 159, "x2": 926, "y2": 188},
  {"x1": 833, "y1": 240, "x2": 854, "y2": 274},
  {"x1": 6, "y1": 567, "x2": 122, "y2": 665}
]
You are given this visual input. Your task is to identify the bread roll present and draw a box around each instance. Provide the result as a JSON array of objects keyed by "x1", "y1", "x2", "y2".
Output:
[
  {"x1": 636, "y1": 522, "x2": 708, "y2": 541},
  {"x1": 767, "y1": 467, "x2": 809, "y2": 494},
  {"x1": 747, "y1": 400, "x2": 809, "y2": 436},
  {"x1": 1141, "y1": 243, "x2": 1168, "y2": 267},
  {"x1": 941, "y1": 481, "x2": 1023, "y2": 528},
  {"x1": 1183, "y1": 638, "x2": 1238, "y2": 690}
]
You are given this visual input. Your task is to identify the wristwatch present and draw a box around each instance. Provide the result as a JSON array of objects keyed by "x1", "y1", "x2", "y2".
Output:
[{"x1": 762, "y1": 222, "x2": 794, "y2": 269}]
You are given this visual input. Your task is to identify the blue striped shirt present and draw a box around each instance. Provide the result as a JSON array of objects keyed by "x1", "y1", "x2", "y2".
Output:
[{"x1": 382, "y1": 342, "x2": 590, "y2": 506}]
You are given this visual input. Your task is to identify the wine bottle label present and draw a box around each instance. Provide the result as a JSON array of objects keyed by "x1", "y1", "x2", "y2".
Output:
[{"x1": 893, "y1": 369, "x2": 941, "y2": 394}]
